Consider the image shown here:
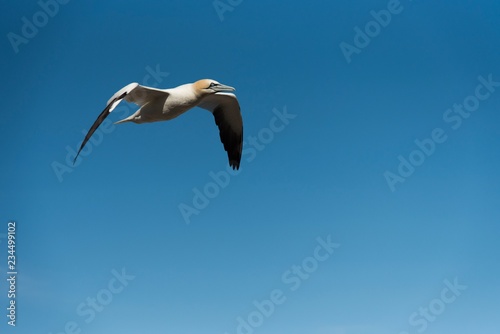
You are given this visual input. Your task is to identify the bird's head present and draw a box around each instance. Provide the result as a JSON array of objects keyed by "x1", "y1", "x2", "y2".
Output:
[{"x1": 193, "y1": 79, "x2": 235, "y2": 96}]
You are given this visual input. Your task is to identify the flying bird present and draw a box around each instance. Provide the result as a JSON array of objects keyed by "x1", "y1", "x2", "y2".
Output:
[{"x1": 74, "y1": 79, "x2": 243, "y2": 169}]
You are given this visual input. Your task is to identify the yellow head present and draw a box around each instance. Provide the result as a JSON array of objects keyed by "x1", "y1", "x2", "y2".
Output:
[{"x1": 192, "y1": 79, "x2": 235, "y2": 96}]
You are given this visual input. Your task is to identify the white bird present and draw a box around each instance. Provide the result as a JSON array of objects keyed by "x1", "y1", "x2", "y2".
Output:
[{"x1": 74, "y1": 79, "x2": 243, "y2": 169}]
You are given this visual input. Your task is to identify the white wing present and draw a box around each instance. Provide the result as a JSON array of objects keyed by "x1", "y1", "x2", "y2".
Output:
[
  {"x1": 74, "y1": 83, "x2": 168, "y2": 163},
  {"x1": 119, "y1": 83, "x2": 167, "y2": 107}
]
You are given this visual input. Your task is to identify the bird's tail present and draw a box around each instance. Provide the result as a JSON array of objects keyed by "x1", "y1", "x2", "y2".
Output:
[{"x1": 114, "y1": 116, "x2": 133, "y2": 124}]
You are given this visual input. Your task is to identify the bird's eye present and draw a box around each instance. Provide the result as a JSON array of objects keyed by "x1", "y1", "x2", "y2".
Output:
[{"x1": 208, "y1": 82, "x2": 218, "y2": 88}]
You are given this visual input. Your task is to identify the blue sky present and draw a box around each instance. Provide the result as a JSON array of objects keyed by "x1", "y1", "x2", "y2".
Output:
[{"x1": 1, "y1": 0, "x2": 500, "y2": 333}]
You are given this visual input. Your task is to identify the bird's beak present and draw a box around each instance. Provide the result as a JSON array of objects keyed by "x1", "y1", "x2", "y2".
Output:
[{"x1": 214, "y1": 84, "x2": 235, "y2": 92}]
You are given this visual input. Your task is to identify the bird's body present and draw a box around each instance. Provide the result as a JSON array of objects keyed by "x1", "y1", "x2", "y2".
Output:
[
  {"x1": 117, "y1": 83, "x2": 198, "y2": 124},
  {"x1": 75, "y1": 79, "x2": 243, "y2": 169}
]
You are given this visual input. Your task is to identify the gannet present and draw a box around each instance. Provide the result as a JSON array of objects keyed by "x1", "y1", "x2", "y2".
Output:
[{"x1": 74, "y1": 79, "x2": 243, "y2": 169}]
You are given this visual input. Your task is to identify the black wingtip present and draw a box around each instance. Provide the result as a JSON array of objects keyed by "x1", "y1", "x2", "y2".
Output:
[
  {"x1": 73, "y1": 148, "x2": 82, "y2": 166},
  {"x1": 230, "y1": 161, "x2": 240, "y2": 170}
]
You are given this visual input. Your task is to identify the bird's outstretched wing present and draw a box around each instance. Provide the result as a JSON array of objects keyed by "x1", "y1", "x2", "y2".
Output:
[
  {"x1": 198, "y1": 92, "x2": 243, "y2": 170},
  {"x1": 73, "y1": 83, "x2": 167, "y2": 164}
]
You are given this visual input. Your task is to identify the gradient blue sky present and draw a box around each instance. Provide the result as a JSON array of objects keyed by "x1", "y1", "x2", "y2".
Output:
[{"x1": 1, "y1": 1, "x2": 500, "y2": 333}]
